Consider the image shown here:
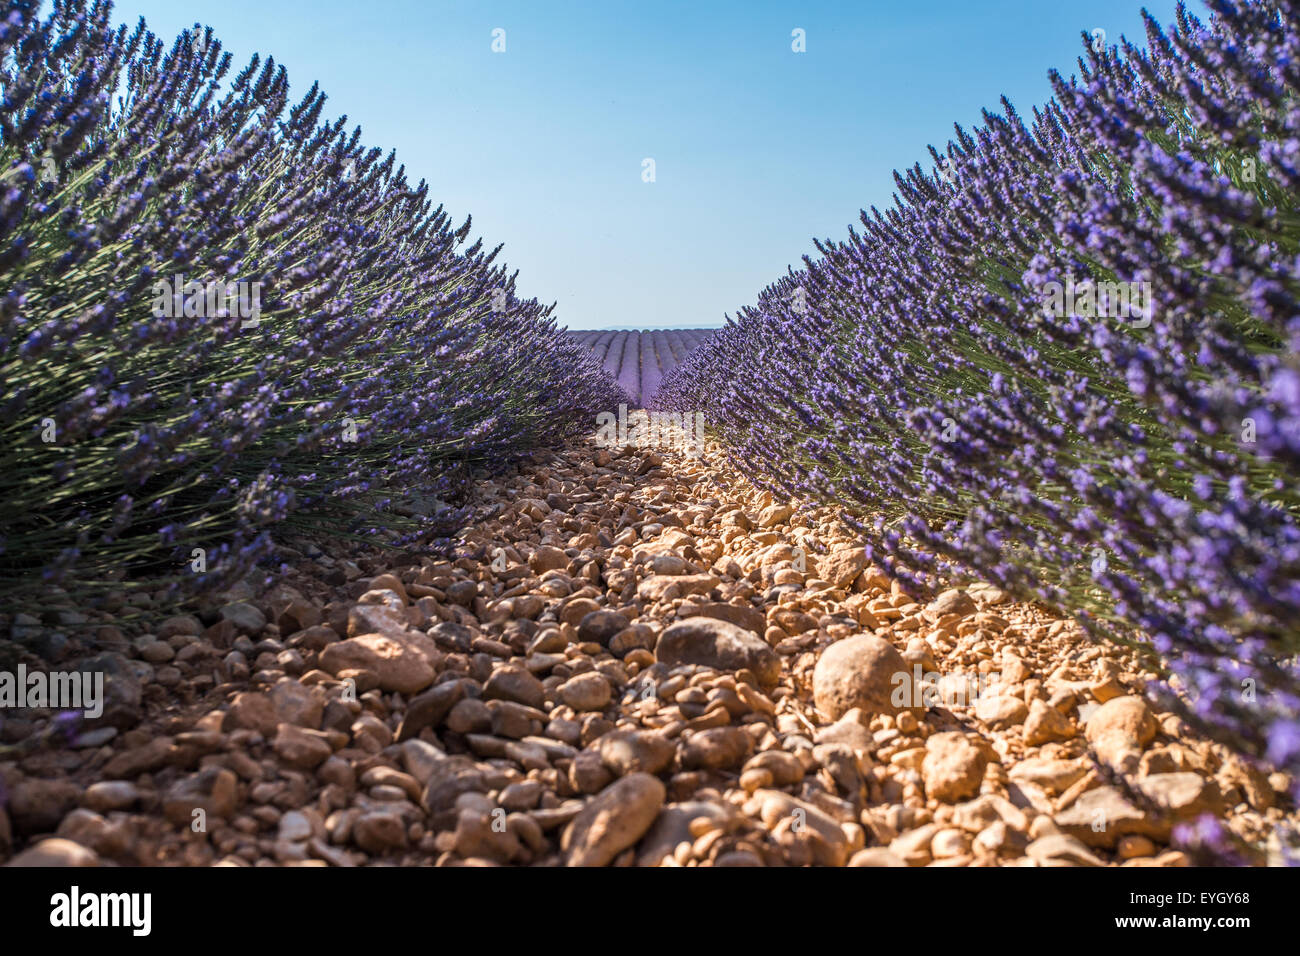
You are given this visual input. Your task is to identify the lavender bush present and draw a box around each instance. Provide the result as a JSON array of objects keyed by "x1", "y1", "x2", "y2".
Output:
[
  {"x1": 0, "y1": 0, "x2": 625, "y2": 617},
  {"x1": 658, "y1": 0, "x2": 1300, "y2": 782}
]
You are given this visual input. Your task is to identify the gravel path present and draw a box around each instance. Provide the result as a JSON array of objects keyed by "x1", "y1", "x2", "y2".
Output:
[{"x1": 1, "y1": 440, "x2": 1293, "y2": 867}]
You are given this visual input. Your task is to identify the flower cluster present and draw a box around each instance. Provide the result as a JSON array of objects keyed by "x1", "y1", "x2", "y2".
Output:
[
  {"x1": 0, "y1": 0, "x2": 625, "y2": 614},
  {"x1": 658, "y1": 1, "x2": 1300, "y2": 783}
]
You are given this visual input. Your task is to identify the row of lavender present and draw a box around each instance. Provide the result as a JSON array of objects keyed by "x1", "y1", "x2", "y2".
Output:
[
  {"x1": 567, "y1": 328, "x2": 716, "y2": 407},
  {"x1": 0, "y1": 0, "x2": 626, "y2": 619},
  {"x1": 658, "y1": 0, "x2": 1300, "y2": 791}
]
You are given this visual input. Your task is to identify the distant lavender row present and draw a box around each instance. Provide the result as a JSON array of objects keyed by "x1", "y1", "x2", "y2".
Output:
[
  {"x1": 0, "y1": 0, "x2": 627, "y2": 617},
  {"x1": 568, "y1": 329, "x2": 717, "y2": 406},
  {"x1": 659, "y1": 0, "x2": 1300, "y2": 790}
]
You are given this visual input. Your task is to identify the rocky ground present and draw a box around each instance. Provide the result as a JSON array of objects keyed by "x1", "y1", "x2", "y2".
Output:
[{"x1": 1, "y1": 439, "x2": 1295, "y2": 867}]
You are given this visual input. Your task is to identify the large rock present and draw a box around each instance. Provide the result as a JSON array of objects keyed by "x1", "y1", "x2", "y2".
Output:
[
  {"x1": 5, "y1": 838, "x2": 100, "y2": 867},
  {"x1": 927, "y1": 588, "x2": 977, "y2": 617},
  {"x1": 483, "y1": 665, "x2": 545, "y2": 709},
  {"x1": 366, "y1": 574, "x2": 408, "y2": 604},
  {"x1": 400, "y1": 738, "x2": 449, "y2": 785},
  {"x1": 223, "y1": 691, "x2": 278, "y2": 736},
  {"x1": 812, "y1": 634, "x2": 911, "y2": 720},
  {"x1": 680, "y1": 726, "x2": 753, "y2": 770},
  {"x1": 975, "y1": 694, "x2": 1028, "y2": 729},
  {"x1": 102, "y1": 737, "x2": 172, "y2": 779},
  {"x1": 444, "y1": 581, "x2": 478, "y2": 607},
  {"x1": 569, "y1": 750, "x2": 614, "y2": 794},
  {"x1": 446, "y1": 698, "x2": 491, "y2": 735},
  {"x1": 82, "y1": 781, "x2": 140, "y2": 813},
  {"x1": 396, "y1": 680, "x2": 465, "y2": 741},
  {"x1": 560, "y1": 598, "x2": 600, "y2": 627},
  {"x1": 557, "y1": 673, "x2": 612, "y2": 712},
  {"x1": 848, "y1": 847, "x2": 909, "y2": 867},
  {"x1": 268, "y1": 680, "x2": 323, "y2": 729},
  {"x1": 1085, "y1": 696, "x2": 1156, "y2": 769},
  {"x1": 637, "y1": 573, "x2": 720, "y2": 604},
  {"x1": 744, "y1": 750, "x2": 807, "y2": 786},
  {"x1": 648, "y1": 554, "x2": 687, "y2": 575},
  {"x1": 636, "y1": 801, "x2": 734, "y2": 866},
  {"x1": 680, "y1": 601, "x2": 766, "y2": 636},
  {"x1": 57, "y1": 810, "x2": 129, "y2": 859},
  {"x1": 1008, "y1": 757, "x2": 1090, "y2": 794},
  {"x1": 655, "y1": 618, "x2": 780, "y2": 686},
  {"x1": 74, "y1": 652, "x2": 142, "y2": 729},
  {"x1": 577, "y1": 610, "x2": 630, "y2": 646},
  {"x1": 319, "y1": 633, "x2": 436, "y2": 694},
  {"x1": 1024, "y1": 698, "x2": 1075, "y2": 745},
  {"x1": 265, "y1": 583, "x2": 322, "y2": 635},
  {"x1": 1137, "y1": 773, "x2": 1225, "y2": 819},
  {"x1": 950, "y1": 794, "x2": 1029, "y2": 833},
  {"x1": 347, "y1": 600, "x2": 416, "y2": 640},
  {"x1": 757, "y1": 503, "x2": 794, "y2": 528},
  {"x1": 1026, "y1": 833, "x2": 1105, "y2": 867},
  {"x1": 922, "y1": 732, "x2": 990, "y2": 803},
  {"x1": 1217, "y1": 753, "x2": 1274, "y2": 811},
  {"x1": 751, "y1": 790, "x2": 850, "y2": 866},
  {"x1": 816, "y1": 548, "x2": 867, "y2": 588},
  {"x1": 273, "y1": 724, "x2": 333, "y2": 769},
  {"x1": 7, "y1": 779, "x2": 79, "y2": 834},
  {"x1": 162, "y1": 767, "x2": 239, "y2": 825},
  {"x1": 219, "y1": 602, "x2": 267, "y2": 634},
  {"x1": 814, "y1": 709, "x2": 875, "y2": 752},
  {"x1": 420, "y1": 755, "x2": 489, "y2": 816},
  {"x1": 1054, "y1": 785, "x2": 1170, "y2": 848},
  {"x1": 352, "y1": 811, "x2": 407, "y2": 853},
  {"x1": 562, "y1": 773, "x2": 665, "y2": 866},
  {"x1": 890, "y1": 824, "x2": 941, "y2": 866},
  {"x1": 529, "y1": 546, "x2": 569, "y2": 573},
  {"x1": 452, "y1": 807, "x2": 520, "y2": 863},
  {"x1": 598, "y1": 729, "x2": 676, "y2": 776}
]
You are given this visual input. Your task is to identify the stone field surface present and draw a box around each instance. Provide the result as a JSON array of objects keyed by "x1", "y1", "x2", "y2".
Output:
[{"x1": 1, "y1": 440, "x2": 1293, "y2": 867}]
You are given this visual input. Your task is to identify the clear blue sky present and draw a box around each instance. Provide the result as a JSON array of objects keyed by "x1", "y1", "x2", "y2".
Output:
[{"x1": 104, "y1": 0, "x2": 1192, "y2": 330}]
